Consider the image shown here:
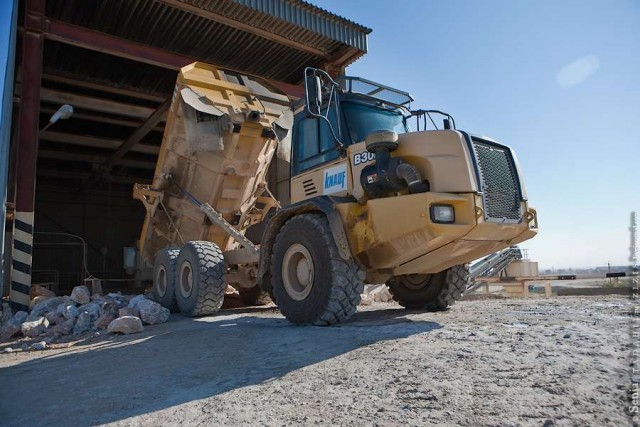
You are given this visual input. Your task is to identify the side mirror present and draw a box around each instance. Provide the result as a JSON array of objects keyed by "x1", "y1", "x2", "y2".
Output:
[
  {"x1": 303, "y1": 67, "x2": 344, "y2": 151},
  {"x1": 305, "y1": 74, "x2": 323, "y2": 116},
  {"x1": 314, "y1": 76, "x2": 322, "y2": 107}
]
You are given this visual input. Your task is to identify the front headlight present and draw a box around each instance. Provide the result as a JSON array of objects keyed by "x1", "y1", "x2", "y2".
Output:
[{"x1": 430, "y1": 204, "x2": 455, "y2": 224}]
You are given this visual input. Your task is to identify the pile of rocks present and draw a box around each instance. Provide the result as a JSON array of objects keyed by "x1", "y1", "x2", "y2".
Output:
[
  {"x1": 360, "y1": 284, "x2": 394, "y2": 306},
  {"x1": 0, "y1": 285, "x2": 171, "y2": 348}
]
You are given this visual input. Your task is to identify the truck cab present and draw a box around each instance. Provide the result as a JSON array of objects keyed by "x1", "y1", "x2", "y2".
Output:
[{"x1": 284, "y1": 70, "x2": 538, "y2": 283}]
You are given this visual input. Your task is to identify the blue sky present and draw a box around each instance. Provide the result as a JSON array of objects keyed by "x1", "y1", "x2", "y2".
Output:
[
  {"x1": 311, "y1": 0, "x2": 639, "y2": 269},
  {"x1": 1, "y1": 1, "x2": 638, "y2": 269},
  {"x1": 0, "y1": 3, "x2": 10, "y2": 89},
  {"x1": 0, "y1": 2, "x2": 13, "y2": 124}
]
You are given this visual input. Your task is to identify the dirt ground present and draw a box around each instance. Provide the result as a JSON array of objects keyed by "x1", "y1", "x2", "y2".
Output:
[{"x1": 0, "y1": 295, "x2": 634, "y2": 426}]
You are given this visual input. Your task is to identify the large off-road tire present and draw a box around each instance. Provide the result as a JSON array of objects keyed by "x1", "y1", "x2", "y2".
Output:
[
  {"x1": 387, "y1": 264, "x2": 469, "y2": 310},
  {"x1": 271, "y1": 213, "x2": 364, "y2": 326},
  {"x1": 175, "y1": 241, "x2": 226, "y2": 317},
  {"x1": 239, "y1": 286, "x2": 272, "y2": 306},
  {"x1": 152, "y1": 247, "x2": 180, "y2": 312}
]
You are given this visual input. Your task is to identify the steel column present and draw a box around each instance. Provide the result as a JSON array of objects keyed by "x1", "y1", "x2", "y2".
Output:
[
  {"x1": 10, "y1": 0, "x2": 45, "y2": 311},
  {"x1": 0, "y1": 0, "x2": 19, "y2": 301}
]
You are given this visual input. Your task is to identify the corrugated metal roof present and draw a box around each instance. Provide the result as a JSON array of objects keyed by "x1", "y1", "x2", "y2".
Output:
[
  {"x1": 35, "y1": 0, "x2": 372, "y2": 182},
  {"x1": 213, "y1": 0, "x2": 370, "y2": 50},
  {"x1": 45, "y1": 0, "x2": 370, "y2": 83}
]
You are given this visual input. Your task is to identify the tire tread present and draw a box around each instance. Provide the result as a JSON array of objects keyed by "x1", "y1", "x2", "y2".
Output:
[
  {"x1": 272, "y1": 214, "x2": 364, "y2": 326},
  {"x1": 388, "y1": 265, "x2": 469, "y2": 311},
  {"x1": 177, "y1": 241, "x2": 226, "y2": 317}
]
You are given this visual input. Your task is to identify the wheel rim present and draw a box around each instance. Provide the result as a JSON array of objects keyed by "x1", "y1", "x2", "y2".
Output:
[
  {"x1": 156, "y1": 265, "x2": 167, "y2": 297},
  {"x1": 179, "y1": 260, "x2": 194, "y2": 299},
  {"x1": 282, "y1": 243, "x2": 314, "y2": 301},
  {"x1": 402, "y1": 274, "x2": 432, "y2": 290}
]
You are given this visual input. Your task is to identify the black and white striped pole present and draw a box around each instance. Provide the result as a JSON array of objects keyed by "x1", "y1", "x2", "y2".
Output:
[{"x1": 9, "y1": 104, "x2": 73, "y2": 311}]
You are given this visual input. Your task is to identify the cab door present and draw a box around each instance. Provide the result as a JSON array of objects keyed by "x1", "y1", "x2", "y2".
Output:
[{"x1": 290, "y1": 112, "x2": 350, "y2": 203}]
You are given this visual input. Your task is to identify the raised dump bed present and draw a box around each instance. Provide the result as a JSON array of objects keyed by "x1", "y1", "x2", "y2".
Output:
[{"x1": 134, "y1": 63, "x2": 292, "y2": 311}]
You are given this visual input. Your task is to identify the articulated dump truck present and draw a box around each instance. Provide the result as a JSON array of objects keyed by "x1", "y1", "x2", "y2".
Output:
[{"x1": 134, "y1": 63, "x2": 538, "y2": 325}]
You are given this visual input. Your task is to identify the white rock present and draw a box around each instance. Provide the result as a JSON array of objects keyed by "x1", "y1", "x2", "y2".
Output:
[
  {"x1": 0, "y1": 323, "x2": 21, "y2": 340},
  {"x1": 21, "y1": 317, "x2": 50, "y2": 337},
  {"x1": 127, "y1": 295, "x2": 147, "y2": 309},
  {"x1": 118, "y1": 307, "x2": 139, "y2": 318},
  {"x1": 360, "y1": 293, "x2": 374, "y2": 306},
  {"x1": 70, "y1": 286, "x2": 91, "y2": 304},
  {"x1": 107, "y1": 316, "x2": 144, "y2": 335},
  {"x1": 137, "y1": 299, "x2": 170, "y2": 325},
  {"x1": 54, "y1": 318, "x2": 76, "y2": 336},
  {"x1": 13, "y1": 311, "x2": 28, "y2": 324},
  {"x1": 79, "y1": 303, "x2": 100, "y2": 321},
  {"x1": 95, "y1": 313, "x2": 116, "y2": 330},
  {"x1": 0, "y1": 310, "x2": 29, "y2": 340},
  {"x1": 25, "y1": 312, "x2": 40, "y2": 322},
  {"x1": 44, "y1": 311, "x2": 63, "y2": 326},
  {"x1": 63, "y1": 304, "x2": 79, "y2": 320},
  {"x1": 73, "y1": 312, "x2": 92, "y2": 335},
  {"x1": 29, "y1": 295, "x2": 52, "y2": 310},
  {"x1": 31, "y1": 297, "x2": 69, "y2": 317},
  {"x1": 55, "y1": 303, "x2": 66, "y2": 316},
  {"x1": 30, "y1": 341, "x2": 47, "y2": 351},
  {"x1": 370, "y1": 285, "x2": 393, "y2": 303}
]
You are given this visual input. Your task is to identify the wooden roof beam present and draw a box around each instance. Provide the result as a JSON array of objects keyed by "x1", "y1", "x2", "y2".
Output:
[
  {"x1": 37, "y1": 169, "x2": 150, "y2": 185},
  {"x1": 40, "y1": 131, "x2": 160, "y2": 155},
  {"x1": 38, "y1": 149, "x2": 156, "y2": 170},
  {"x1": 39, "y1": 106, "x2": 165, "y2": 132},
  {"x1": 42, "y1": 73, "x2": 166, "y2": 103},
  {"x1": 40, "y1": 88, "x2": 158, "y2": 119},
  {"x1": 43, "y1": 18, "x2": 303, "y2": 98}
]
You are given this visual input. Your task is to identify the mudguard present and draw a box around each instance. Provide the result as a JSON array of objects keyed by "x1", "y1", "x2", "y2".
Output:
[{"x1": 257, "y1": 196, "x2": 354, "y2": 292}]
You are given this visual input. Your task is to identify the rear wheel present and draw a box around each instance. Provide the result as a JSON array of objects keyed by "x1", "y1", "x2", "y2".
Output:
[
  {"x1": 175, "y1": 241, "x2": 226, "y2": 317},
  {"x1": 271, "y1": 213, "x2": 364, "y2": 326},
  {"x1": 387, "y1": 264, "x2": 469, "y2": 310},
  {"x1": 152, "y1": 247, "x2": 179, "y2": 312}
]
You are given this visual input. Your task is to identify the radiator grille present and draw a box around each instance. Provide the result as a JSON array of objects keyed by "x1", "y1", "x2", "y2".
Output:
[{"x1": 472, "y1": 139, "x2": 522, "y2": 223}]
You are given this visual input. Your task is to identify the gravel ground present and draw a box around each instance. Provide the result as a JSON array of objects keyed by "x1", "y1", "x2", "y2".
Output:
[{"x1": 0, "y1": 295, "x2": 634, "y2": 426}]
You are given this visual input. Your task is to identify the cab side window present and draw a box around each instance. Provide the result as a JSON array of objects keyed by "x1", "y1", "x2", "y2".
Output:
[{"x1": 293, "y1": 114, "x2": 339, "y2": 175}]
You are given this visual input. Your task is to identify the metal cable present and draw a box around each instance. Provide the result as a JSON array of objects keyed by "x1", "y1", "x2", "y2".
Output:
[{"x1": 160, "y1": 200, "x2": 185, "y2": 245}]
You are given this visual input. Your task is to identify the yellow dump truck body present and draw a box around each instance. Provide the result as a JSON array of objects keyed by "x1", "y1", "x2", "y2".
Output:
[
  {"x1": 289, "y1": 131, "x2": 538, "y2": 282},
  {"x1": 135, "y1": 63, "x2": 291, "y2": 263}
]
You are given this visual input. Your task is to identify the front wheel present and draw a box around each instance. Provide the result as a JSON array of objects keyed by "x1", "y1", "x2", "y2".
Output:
[
  {"x1": 387, "y1": 264, "x2": 469, "y2": 310},
  {"x1": 271, "y1": 213, "x2": 364, "y2": 326}
]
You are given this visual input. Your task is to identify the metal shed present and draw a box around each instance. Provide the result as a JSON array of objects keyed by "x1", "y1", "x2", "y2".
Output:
[{"x1": 2, "y1": 0, "x2": 371, "y2": 310}]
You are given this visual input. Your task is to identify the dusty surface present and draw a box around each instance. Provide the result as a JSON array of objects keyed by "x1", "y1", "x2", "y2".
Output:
[{"x1": 0, "y1": 296, "x2": 634, "y2": 426}]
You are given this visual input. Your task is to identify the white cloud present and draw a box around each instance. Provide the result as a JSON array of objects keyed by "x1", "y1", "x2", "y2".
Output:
[{"x1": 556, "y1": 54, "x2": 600, "y2": 88}]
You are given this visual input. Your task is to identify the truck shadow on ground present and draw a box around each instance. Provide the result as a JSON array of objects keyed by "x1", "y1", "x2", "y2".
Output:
[{"x1": 0, "y1": 307, "x2": 441, "y2": 426}]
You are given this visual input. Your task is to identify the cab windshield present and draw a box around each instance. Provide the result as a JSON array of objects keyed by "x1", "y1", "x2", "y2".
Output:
[{"x1": 341, "y1": 102, "x2": 409, "y2": 144}]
